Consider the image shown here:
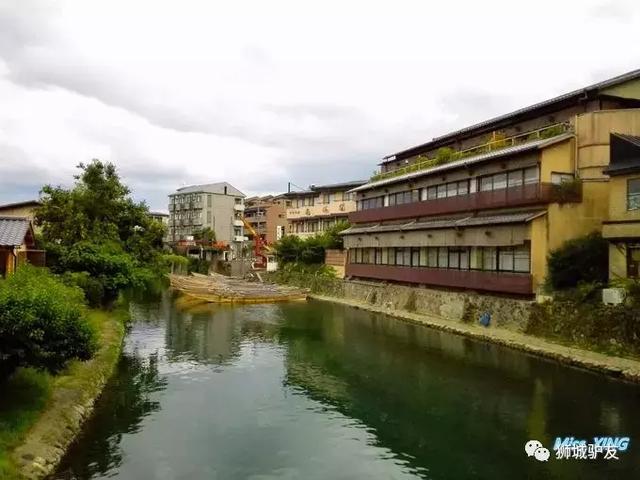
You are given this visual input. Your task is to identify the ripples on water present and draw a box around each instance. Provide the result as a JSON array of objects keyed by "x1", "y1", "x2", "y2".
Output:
[{"x1": 53, "y1": 291, "x2": 640, "y2": 480}]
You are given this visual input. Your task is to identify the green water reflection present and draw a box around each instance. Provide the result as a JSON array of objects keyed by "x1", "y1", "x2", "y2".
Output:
[{"x1": 53, "y1": 294, "x2": 640, "y2": 479}]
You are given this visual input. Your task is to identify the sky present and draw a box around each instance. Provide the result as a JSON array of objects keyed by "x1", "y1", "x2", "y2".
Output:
[{"x1": 1, "y1": 0, "x2": 639, "y2": 211}]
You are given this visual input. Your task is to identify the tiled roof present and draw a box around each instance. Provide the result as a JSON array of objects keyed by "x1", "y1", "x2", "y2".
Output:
[
  {"x1": 383, "y1": 68, "x2": 640, "y2": 162},
  {"x1": 350, "y1": 134, "x2": 571, "y2": 193},
  {"x1": 340, "y1": 211, "x2": 546, "y2": 235},
  {"x1": 0, "y1": 216, "x2": 31, "y2": 246}
]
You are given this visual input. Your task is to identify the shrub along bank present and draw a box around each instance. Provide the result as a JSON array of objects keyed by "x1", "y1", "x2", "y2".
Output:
[{"x1": 0, "y1": 290, "x2": 127, "y2": 479}]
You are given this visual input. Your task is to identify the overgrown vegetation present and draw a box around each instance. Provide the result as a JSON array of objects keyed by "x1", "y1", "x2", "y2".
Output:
[
  {"x1": 269, "y1": 263, "x2": 343, "y2": 295},
  {"x1": 551, "y1": 178, "x2": 582, "y2": 203},
  {"x1": 546, "y1": 232, "x2": 609, "y2": 290},
  {"x1": 527, "y1": 300, "x2": 640, "y2": 357},
  {"x1": 274, "y1": 221, "x2": 348, "y2": 265},
  {"x1": 0, "y1": 266, "x2": 96, "y2": 381},
  {"x1": 36, "y1": 160, "x2": 167, "y2": 306}
]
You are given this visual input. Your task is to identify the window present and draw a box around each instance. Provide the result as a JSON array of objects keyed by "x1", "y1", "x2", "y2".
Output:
[
  {"x1": 427, "y1": 186, "x2": 437, "y2": 200},
  {"x1": 381, "y1": 248, "x2": 388, "y2": 265},
  {"x1": 427, "y1": 247, "x2": 438, "y2": 267},
  {"x1": 411, "y1": 247, "x2": 420, "y2": 267},
  {"x1": 323, "y1": 193, "x2": 330, "y2": 204},
  {"x1": 499, "y1": 248, "x2": 514, "y2": 271},
  {"x1": 375, "y1": 248, "x2": 383, "y2": 265},
  {"x1": 551, "y1": 172, "x2": 574, "y2": 185},
  {"x1": 438, "y1": 247, "x2": 448, "y2": 268},
  {"x1": 480, "y1": 176, "x2": 493, "y2": 192},
  {"x1": 507, "y1": 170, "x2": 523, "y2": 187},
  {"x1": 628, "y1": 178, "x2": 640, "y2": 211},
  {"x1": 437, "y1": 185, "x2": 447, "y2": 199},
  {"x1": 482, "y1": 247, "x2": 497, "y2": 271},
  {"x1": 419, "y1": 247, "x2": 428, "y2": 266},
  {"x1": 360, "y1": 196, "x2": 384, "y2": 210},
  {"x1": 493, "y1": 173, "x2": 507, "y2": 190},
  {"x1": 388, "y1": 248, "x2": 396, "y2": 265},
  {"x1": 513, "y1": 246, "x2": 530, "y2": 272},
  {"x1": 447, "y1": 183, "x2": 457, "y2": 197},
  {"x1": 524, "y1": 166, "x2": 539, "y2": 184}
]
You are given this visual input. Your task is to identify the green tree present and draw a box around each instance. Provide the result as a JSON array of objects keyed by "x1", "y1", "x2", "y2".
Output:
[
  {"x1": 547, "y1": 232, "x2": 609, "y2": 290},
  {"x1": 35, "y1": 160, "x2": 165, "y2": 305}
]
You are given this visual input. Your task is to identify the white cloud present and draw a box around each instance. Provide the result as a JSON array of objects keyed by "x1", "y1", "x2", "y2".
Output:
[{"x1": 1, "y1": 0, "x2": 639, "y2": 209}]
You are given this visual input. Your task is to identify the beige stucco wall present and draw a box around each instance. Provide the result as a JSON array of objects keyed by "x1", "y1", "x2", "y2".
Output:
[{"x1": 344, "y1": 223, "x2": 530, "y2": 249}]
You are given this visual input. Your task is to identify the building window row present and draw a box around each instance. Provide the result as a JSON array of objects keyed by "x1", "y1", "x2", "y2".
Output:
[
  {"x1": 357, "y1": 166, "x2": 540, "y2": 211},
  {"x1": 349, "y1": 245, "x2": 530, "y2": 273}
]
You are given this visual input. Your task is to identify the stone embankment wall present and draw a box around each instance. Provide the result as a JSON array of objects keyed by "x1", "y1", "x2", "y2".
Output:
[{"x1": 295, "y1": 277, "x2": 533, "y2": 332}]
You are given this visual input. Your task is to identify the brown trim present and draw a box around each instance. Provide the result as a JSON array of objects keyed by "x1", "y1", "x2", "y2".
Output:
[
  {"x1": 350, "y1": 182, "x2": 578, "y2": 223},
  {"x1": 602, "y1": 219, "x2": 640, "y2": 225},
  {"x1": 345, "y1": 263, "x2": 533, "y2": 295}
]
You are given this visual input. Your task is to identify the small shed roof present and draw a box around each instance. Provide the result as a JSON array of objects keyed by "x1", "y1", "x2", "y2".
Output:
[{"x1": 0, "y1": 216, "x2": 33, "y2": 247}]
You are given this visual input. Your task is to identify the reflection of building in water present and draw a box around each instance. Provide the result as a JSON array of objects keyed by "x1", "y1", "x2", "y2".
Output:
[
  {"x1": 280, "y1": 303, "x2": 640, "y2": 479},
  {"x1": 165, "y1": 306, "x2": 244, "y2": 364}
]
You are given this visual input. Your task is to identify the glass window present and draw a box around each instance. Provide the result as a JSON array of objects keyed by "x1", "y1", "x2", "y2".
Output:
[
  {"x1": 388, "y1": 194, "x2": 396, "y2": 206},
  {"x1": 480, "y1": 176, "x2": 493, "y2": 191},
  {"x1": 628, "y1": 178, "x2": 640, "y2": 211},
  {"x1": 514, "y1": 245, "x2": 530, "y2": 272},
  {"x1": 507, "y1": 170, "x2": 523, "y2": 187},
  {"x1": 395, "y1": 248, "x2": 404, "y2": 265},
  {"x1": 427, "y1": 186, "x2": 437, "y2": 200},
  {"x1": 499, "y1": 248, "x2": 514, "y2": 271},
  {"x1": 524, "y1": 166, "x2": 539, "y2": 184},
  {"x1": 483, "y1": 247, "x2": 497, "y2": 270},
  {"x1": 381, "y1": 248, "x2": 388, "y2": 265},
  {"x1": 458, "y1": 180, "x2": 469, "y2": 195},
  {"x1": 447, "y1": 182, "x2": 458, "y2": 197},
  {"x1": 403, "y1": 248, "x2": 412, "y2": 266},
  {"x1": 355, "y1": 249, "x2": 362, "y2": 263},
  {"x1": 388, "y1": 248, "x2": 395, "y2": 265},
  {"x1": 448, "y1": 250, "x2": 460, "y2": 269},
  {"x1": 438, "y1": 247, "x2": 448, "y2": 268},
  {"x1": 493, "y1": 173, "x2": 507, "y2": 190},
  {"x1": 427, "y1": 247, "x2": 438, "y2": 267},
  {"x1": 411, "y1": 248, "x2": 420, "y2": 267},
  {"x1": 551, "y1": 172, "x2": 574, "y2": 185},
  {"x1": 460, "y1": 248, "x2": 470, "y2": 270},
  {"x1": 375, "y1": 248, "x2": 382, "y2": 265},
  {"x1": 437, "y1": 185, "x2": 447, "y2": 199},
  {"x1": 362, "y1": 248, "x2": 370, "y2": 264},
  {"x1": 412, "y1": 190, "x2": 420, "y2": 203},
  {"x1": 419, "y1": 247, "x2": 428, "y2": 266}
]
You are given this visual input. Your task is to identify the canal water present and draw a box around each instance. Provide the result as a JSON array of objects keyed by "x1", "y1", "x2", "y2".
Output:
[{"x1": 53, "y1": 292, "x2": 640, "y2": 480}]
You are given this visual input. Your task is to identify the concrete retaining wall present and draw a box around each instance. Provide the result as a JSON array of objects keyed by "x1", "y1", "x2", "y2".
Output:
[{"x1": 336, "y1": 280, "x2": 533, "y2": 332}]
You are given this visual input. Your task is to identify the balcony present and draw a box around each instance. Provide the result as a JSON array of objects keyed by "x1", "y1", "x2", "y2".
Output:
[
  {"x1": 345, "y1": 264, "x2": 532, "y2": 295},
  {"x1": 350, "y1": 182, "x2": 581, "y2": 223},
  {"x1": 233, "y1": 235, "x2": 248, "y2": 242},
  {"x1": 233, "y1": 219, "x2": 244, "y2": 227},
  {"x1": 234, "y1": 203, "x2": 245, "y2": 212}
]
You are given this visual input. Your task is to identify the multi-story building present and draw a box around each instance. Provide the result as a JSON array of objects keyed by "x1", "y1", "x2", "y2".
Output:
[
  {"x1": 284, "y1": 180, "x2": 366, "y2": 238},
  {"x1": 342, "y1": 70, "x2": 640, "y2": 296},
  {"x1": 243, "y1": 195, "x2": 288, "y2": 244},
  {"x1": 168, "y1": 182, "x2": 246, "y2": 257},
  {"x1": 603, "y1": 133, "x2": 640, "y2": 280}
]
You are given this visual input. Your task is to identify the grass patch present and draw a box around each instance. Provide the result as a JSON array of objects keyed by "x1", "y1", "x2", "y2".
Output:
[
  {"x1": 0, "y1": 308, "x2": 126, "y2": 479},
  {"x1": 0, "y1": 369, "x2": 52, "y2": 478}
]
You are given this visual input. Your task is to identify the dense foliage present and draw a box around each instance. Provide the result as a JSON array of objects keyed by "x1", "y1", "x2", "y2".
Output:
[
  {"x1": 275, "y1": 221, "x2": 348, "y2": 265},
  {"x1": 546, "y1": 232, "x2": 609, "y2": 290},
  {"x1": 527, "y1": 299, "x2": 640, "y2": 357},
  {"x1": 0, "y1": 267, "x2": 96, "y2": 379},
  {"x1": 36, "y1": 160, "x2": 166, "y2": 305},
  {"x1": 269, "y1": 263, "x2": 343, "y2": 295}
]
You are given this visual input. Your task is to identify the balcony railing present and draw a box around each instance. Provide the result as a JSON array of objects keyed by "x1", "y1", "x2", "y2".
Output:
[
  {"x1": 345, "y1": 264, "x2": 533, "y2": 295},
  {"x1": 374, "y1": 123, "x2": 572, "y2": 181},
  {"x1": 350, "y1": 182, "x2": 580, "y2": 223}
]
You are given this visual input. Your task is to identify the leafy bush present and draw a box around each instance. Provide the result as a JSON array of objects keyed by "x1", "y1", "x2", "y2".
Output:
[
  {"x1": 188, "y1": 257, "x2": 210, "y2": 275},
  {"x1": 269, "y1": 263, "x2": 343, "y2": 295},
  {"x1": 547, "y1": 232, "x2": 608, "y2": 290},
  {"x1": 274, "y1": 221, "x2": 349, "y2": 265},
  {"x1": 0, "y1": 267, "x2": 96, "y2": 379}
]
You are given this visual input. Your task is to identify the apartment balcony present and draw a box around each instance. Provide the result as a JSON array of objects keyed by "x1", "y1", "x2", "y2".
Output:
[
  {"x1": 350, "y1": 182, "x2": 581, "y2": 223},
  {"x1": 233, "y1": 219, "x2": 244, "y2": 227},
  {"x1": 345, "y1": 264, "x2": 533, "y2": 295},
  {"x1": 192, "y1": 218, "x2": 203, "y2": 226},
  {"x1": 234, "y1": 203, "x2": 245, "y2": 212},
  {"x1": 233, "y1": 235, "x2": 248, "y2": 242}
]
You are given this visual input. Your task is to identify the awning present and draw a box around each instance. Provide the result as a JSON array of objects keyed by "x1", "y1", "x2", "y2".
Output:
[{"x1": 340, "y1": 211, "x2": 546, "y2": 236}]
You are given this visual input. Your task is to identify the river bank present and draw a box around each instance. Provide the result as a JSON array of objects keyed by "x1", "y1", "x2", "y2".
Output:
[
  {"x1": 266, "y1": 268, "x2": 640, "y2": 382},
  {"x1": 4, "y1": 308, "x2": 127, "y2": 480}
]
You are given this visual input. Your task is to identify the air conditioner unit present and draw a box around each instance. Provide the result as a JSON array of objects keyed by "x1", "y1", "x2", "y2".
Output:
[{"x1": 602, "y1": 288, "x2": 626, "y2": 305}]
